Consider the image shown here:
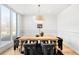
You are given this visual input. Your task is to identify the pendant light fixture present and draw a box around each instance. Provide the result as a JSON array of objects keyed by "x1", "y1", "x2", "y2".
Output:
[{"x1": 36, "y1": 4, "x2": 44, "y2": 24}]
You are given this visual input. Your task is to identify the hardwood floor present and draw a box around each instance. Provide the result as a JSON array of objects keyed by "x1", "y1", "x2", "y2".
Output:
[
  {"x1": 62, "y1": 45, "x2": 78, "y2": 55},
  {"x1": 1, "y1": 44, "x2": 78, "y2": 55}
]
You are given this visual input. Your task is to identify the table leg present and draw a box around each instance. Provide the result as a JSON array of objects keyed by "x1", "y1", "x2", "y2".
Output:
[
  {"x1": 53, "y1": 40, "x2": 57, "y2": 55},
  {"x1": 20, "y1": 41, "x2": 24, "y2": 53}
]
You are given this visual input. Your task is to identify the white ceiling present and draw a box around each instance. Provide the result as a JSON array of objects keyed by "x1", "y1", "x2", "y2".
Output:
[{"x1": 7, "y1": 4, "x2": 70, "y2": 16}]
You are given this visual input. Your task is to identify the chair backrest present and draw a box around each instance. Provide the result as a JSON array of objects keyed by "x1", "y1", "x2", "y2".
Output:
[
  {"x1": 14, "y1": 39, "x2": 19, "y2": 45},
  {"x1": 16, "y1": 37, "x2": 20, "y2": 39},
  {"x1": 57, "y1": 37, "x2": 63, "y2": 50},
  {"x1": 14, "y1": 37, "x2": 20, "y2": 45},
  {"x1": 24, "y1": 43, "x2": 36, "y2": 55},
  {"x1": 41, "y1": 43, "x2": 54, "y2": 55},
  {"x1": 35, "y1": 43, "x2": 43, "y2": 55}
]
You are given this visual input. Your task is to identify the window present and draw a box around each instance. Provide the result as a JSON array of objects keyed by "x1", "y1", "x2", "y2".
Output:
[
  {"x1": 11, "y1": 10, "x2": 16, "y2": 37},
  {"x1": 0, "y1": 5, "x2": 21, "y2": 41},
  {"x1": 1, "y1": 5, "x2": 10, "y2": 40},
  {"x1": 0, "y1": 5, "x2": 1, "y2": 39},
  {"x1": 17, "y1": 14, "x2": 20, "y2": 36}
]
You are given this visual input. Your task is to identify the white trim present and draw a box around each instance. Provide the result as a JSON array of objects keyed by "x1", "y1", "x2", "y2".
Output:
[{"x1": 0, "y1": 5, "x2": 1, "y2": 41}]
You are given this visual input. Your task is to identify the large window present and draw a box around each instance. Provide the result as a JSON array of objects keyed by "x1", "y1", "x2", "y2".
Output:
[
  {"x1": 17, "y1": 14, "x2": 22, "y2": 36},
  {"x1": 11, "y1": 10, "x2": 16, "y2": 37},
  {"x1": 0, "y1": 5, "x2": 21, "y2": 42},
  {"x1": 1, "y1": 5, "x2": 10, "y2": 40}
]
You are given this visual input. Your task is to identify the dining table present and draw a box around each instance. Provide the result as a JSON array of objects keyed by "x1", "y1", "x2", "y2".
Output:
[{"x1": 19, "y1": 34, "x2": 58, "y2": 53}]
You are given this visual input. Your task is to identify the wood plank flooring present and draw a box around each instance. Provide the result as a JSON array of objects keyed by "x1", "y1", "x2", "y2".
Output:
[{"x1": 1, "y1": 44, "x2": 78, "y2": 55}]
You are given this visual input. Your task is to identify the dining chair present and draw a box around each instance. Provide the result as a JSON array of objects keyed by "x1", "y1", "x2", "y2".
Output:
[
  {"x1": 24, "y1": 43, "x2": 36, "y2": 55},
  {"x1": 14, "y1": 37, "x2": 20, "y2": 50},
  {"x1": 35, "y1": 42, "x2": 43, "y2": 55},
  {"x1": 57, "y1": 37, "x2": 63, "y2": 50},
  {"x1": 41, "y1": 43, "x2": 54, "y2": 55}
]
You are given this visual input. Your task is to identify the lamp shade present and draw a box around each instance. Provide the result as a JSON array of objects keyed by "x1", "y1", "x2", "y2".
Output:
[
  {"x1": 34, "y1": 15, "x2": 44, "y2": 24},
  {"x1": 36, "y1": 15, "x2": 43, "y2": 21}
]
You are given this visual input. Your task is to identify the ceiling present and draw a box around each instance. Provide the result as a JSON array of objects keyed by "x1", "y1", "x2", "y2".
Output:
[{"x1": 7, "y1": 4, "x2": 70, "y2": 16}]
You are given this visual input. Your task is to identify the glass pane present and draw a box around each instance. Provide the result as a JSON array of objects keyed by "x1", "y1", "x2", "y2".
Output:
[
  {"x1": 1, "y1": 5, "x2": 10, "y2": 40},
  {"x1": 11, "y1": 10, "x2": 16, "y2": 37},
  {"x1": 0, "y1": 5, "x2": 1, "y2": 41},
  {"x1": 17, "y1": 14, "x2": 21, "y2": 36}
]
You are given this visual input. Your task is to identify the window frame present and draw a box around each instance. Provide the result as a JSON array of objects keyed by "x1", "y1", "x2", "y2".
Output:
[
  {"x1": 0, "y1": 4, "x2": 22, "y2": 41},
  {"x1": 0, "y1": 5, "x2": 11, "y2": 39}
]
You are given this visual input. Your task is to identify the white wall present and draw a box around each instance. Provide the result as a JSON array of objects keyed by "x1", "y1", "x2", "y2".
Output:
[
  {"x1": 22, "y1": 15, "x2": 57, "y2": 36},
  {"x1": 57, "y1": 5, "x2": 79, "y2": 54}
]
